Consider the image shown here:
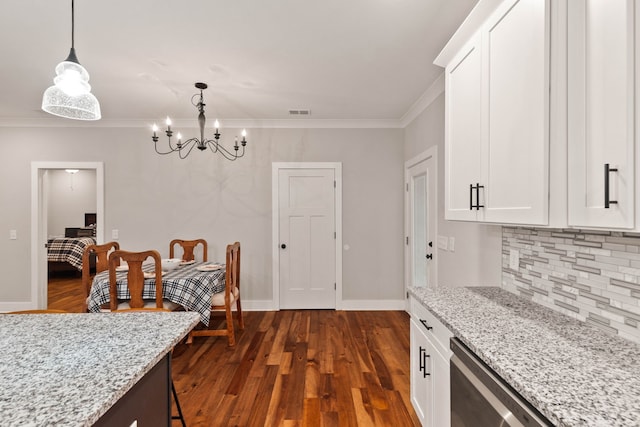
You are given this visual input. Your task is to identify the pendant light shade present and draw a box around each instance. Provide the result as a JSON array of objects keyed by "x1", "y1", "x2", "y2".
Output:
[{"x1": 42, "y1": 0, "x2": 101, "y2": 121}]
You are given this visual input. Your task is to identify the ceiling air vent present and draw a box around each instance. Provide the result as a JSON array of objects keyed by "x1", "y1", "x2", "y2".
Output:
[{"x1": 289, "y1": 109, "x2": 311, "y2": 116}]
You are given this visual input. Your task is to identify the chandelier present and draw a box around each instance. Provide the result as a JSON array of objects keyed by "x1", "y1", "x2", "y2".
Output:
[
  {"x1": 42, "y1": 0, "x2": 101, "y2": 121},
  {"x1": 151, "y1": 82, "x2": 248, "y2": 160}
]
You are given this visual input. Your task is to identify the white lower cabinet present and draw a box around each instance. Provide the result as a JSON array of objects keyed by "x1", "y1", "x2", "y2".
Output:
[{"x1": 410, "y1": 297, "x2": 453, "y2": 427}]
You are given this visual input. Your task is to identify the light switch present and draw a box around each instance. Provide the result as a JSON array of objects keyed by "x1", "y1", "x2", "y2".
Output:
[
  {"x1": 111, "y1": 229, "x2": 119, "y2": 239},
  {"x1": 9, "y1": 230, "x2": 17, "y2": 240},
  {"x1": 437, "y1": 235, "x2": 448, "y2": 251},
  {"x1": 448, "y1": 236, "x2": 455, "y2": 252}
]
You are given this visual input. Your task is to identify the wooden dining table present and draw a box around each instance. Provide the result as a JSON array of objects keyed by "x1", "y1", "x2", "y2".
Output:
[{"x1": 87, "y1": 261, "x2": 225, "y2": 325}]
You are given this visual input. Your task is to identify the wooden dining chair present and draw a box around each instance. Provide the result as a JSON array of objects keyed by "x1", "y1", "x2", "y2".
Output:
[
  {"x1": 81, "y1": 241, "x2": 120, "y2": 312},
  {"x1": 170, "y1": 238, "x2": 208, "y2": 262},
  {"x1": 108, "y1": 249, "x2": 178, "y2": 311},
  {"x1": 189, "y1": 241, "x2": 244, "y2": 346}
]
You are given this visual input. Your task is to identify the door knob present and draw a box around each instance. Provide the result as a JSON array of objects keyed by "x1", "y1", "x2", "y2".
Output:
[{"x1": 281, "y1": 243, "x2": 287, "y2": 249}]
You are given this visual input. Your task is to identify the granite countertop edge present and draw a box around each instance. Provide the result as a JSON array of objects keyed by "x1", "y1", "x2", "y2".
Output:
[
  {"x1": 408, "y1": 285, "x2": 640, "y2": 427},
  {"x1": 0, "y1": 311, "x2": 201, "y2": 427},
  {"x1": 85, "y1": 312, "x2": 201, "y2": 426}
]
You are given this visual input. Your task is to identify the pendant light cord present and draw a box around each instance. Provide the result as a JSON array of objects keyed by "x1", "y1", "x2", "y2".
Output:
[{"x1": 71, "y1": 0, "x2": 75, "y2": 49}]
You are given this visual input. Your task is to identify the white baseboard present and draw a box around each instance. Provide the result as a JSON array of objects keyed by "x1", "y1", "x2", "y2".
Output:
[
  {"x1": 241, "y1": 299, "x2": 407, "y2": 311},
  {"x1": 340, "y1": 299, "x2": 407, "y2": 311},
  {"x1": 0, "y1": 302, "x2": 42, "y2": 313}
]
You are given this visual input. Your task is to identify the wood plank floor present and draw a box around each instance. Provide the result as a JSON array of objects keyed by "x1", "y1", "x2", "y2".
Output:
[{"x1": 48, "y1": 277, "x2": 420, "y2": 426}]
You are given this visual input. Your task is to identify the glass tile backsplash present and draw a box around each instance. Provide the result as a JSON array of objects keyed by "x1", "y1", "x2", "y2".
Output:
[{"x1": 502, "y1": 227, "x2": 640, "y2": 344}]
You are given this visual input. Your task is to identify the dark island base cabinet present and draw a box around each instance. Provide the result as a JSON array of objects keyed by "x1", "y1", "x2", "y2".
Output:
[{"x1": 94, "y1": 354, "x2": 171, "y2": 427}]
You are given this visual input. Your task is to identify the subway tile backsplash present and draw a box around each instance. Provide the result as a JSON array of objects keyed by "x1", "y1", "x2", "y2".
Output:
[{"x1": 502, "y1": 227, "x2": 640, "y2": 344}]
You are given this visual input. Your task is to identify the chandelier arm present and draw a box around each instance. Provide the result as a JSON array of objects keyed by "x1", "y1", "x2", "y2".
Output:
[
  {"x1": 178, "y1": 138, "x2": 200, "y2": 159},
  {"x1": 153, "y1": 139, "x2": 180, "y2": 155},
  {"x1": 205, "y1": 140, "x2": 245, "y2": 161}
]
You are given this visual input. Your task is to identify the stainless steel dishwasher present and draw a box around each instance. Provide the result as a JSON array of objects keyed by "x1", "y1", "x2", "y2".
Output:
[{"x1": 450, "y1": 338, "x2": 553, "y2": 427}]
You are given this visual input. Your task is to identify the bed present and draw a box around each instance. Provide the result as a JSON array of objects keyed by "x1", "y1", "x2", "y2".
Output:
[{"x1": 47, "y1": 236, "x2": 96, "y2": 272}]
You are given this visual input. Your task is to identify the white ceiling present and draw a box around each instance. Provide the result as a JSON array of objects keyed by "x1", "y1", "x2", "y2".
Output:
[{"x1": 1, "y1": 0, "x2": 478, "y2": 127}]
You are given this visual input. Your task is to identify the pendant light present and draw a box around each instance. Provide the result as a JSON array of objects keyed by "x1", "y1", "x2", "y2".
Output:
[{"x1": 42, "y1": 0, "x2": 101, "y2": 120}]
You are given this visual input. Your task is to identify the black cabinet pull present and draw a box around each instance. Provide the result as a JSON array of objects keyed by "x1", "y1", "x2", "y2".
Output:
[
  {"x1": 604, "y1": 163, "x2": 618, "y2": 209},
  {"x1": 419, "y1": 345, "x2": 425, "y2": 374},
  {"x1": 419, "y1": 319, "x2": 433, "y2": 331},
  {"x1": 469, "y1": 184, "x2": 473, "y2": 210},
  {"x1": 469, "y1": 183, "x2": 485, "y2": 210},
  {"x1": 422, "y1": 350, "x2": 431, "y2": 377}
]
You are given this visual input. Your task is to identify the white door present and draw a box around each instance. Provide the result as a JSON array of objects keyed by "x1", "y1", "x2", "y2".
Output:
[
  {"x1": 277, "y1": 167, "x2": 337, "y2": 309},
  {"x1": 567, "y1": 0, "x2": 635, "y2": 228},
  {"x1": 483, "y1": 0, "x2": 549, "y2": 225},
  {"x1": 406, "y1": 148, "x2": 437, "y2": 291}
]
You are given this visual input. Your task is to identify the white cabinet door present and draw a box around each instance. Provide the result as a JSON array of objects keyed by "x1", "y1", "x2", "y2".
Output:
[
  {"x1": 445, "y1": 33, "x2": 484, "y2": 221},
  {"x1": 567, "y1": 0, "x2": 635, "y2": 228},
  {"x1": 410, "y1": 318, "x2": 432, "y2": 427},
  {"x1": 431, "y1": 345, "x2": 451, "y2": 427},
  {"x1": 483, "y1": 0, "x2": 549, "y2": 225}
]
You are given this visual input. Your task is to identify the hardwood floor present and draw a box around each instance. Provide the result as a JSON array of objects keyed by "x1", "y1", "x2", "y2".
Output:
[{"x1": 48, "y1": 277, "x2": 420, "y2": 426}]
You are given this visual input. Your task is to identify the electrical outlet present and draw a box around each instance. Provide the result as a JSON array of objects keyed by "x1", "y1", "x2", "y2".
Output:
[
  {"x1": 437, "y1": 235, "x2": 448, "y2": 251},
  {"x1": 509, "y1": 249, "x2": 520, "y2": 270},
  {"x1": 448, "y1": 236, "x2": 455, "y2": 252},
  {"x1": 111, "y1": 229, "x2": 119, "y2": 239},
  {"x1": 9, "y1": 230, "x2": 17, "y2": 240}
]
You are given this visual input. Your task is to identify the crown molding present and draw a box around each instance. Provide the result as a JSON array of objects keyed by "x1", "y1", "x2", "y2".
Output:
[
  {"x1": 0, "y1": 117, "x2": 404, "y2": 129},
  {"x1": 399, "y1": 72, "x2": 445, "y2": 128}
]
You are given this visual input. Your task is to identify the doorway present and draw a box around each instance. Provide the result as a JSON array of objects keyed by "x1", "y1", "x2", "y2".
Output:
[
  {"x1": 31, "y1": 162, "x2": 104, "y2": 309},
  {"x1": 405, "y1": 147, "x2": 438, "y2": 300},
  {"x1": 272, "y1": 163, "x2": 342, "y2": 310}
]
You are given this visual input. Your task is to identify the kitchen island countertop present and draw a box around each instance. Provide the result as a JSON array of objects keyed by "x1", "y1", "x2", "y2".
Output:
[
  {"x1": 0, "y1": 311, "x2": 200, "y2": 426},
  {"x1": 409, "y1": 286, "x2": 640, "y2": 427}
]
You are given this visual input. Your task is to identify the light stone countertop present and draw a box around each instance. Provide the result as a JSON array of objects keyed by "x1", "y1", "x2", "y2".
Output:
[
  {"x1": 409, "y1": 286, "x2": 640, "y2": 427},
  {"x1": 0, "y1": 311, "x2": 200, "y2": 427}
]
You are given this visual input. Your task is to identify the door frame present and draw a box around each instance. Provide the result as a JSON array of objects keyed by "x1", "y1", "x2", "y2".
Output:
[
  {"x1": 272, "y1": 162, "x2": 343, "y2": 310},
  {"x1": 31, "y1": 161, "x2": 104, "y2": 309},
  {"x1": 404, "y1": 147, "x2": 438, "y2": 309}
]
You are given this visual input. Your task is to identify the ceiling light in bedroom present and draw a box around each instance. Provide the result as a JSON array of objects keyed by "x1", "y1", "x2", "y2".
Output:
[
  {"x1": 151, "y1": 82, "x2": 247, "y2": 160},
  {"x1": 42, "y1": 0, "x2": 101, "y2": 121}
]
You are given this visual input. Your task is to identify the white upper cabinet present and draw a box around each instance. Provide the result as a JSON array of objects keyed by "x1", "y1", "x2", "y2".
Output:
[
  {"x1": 567, "y1": 0, "x2": 636, "y2": 229},
  {"x1": 440, "y1": 0, "x2": 549, "y2": 225},
  {"x1": 483, "y1": 0, "x2": 549, "y2": 225},
  {"x1": 445, "y1": 34, "x2": 483, "y2": 221}
]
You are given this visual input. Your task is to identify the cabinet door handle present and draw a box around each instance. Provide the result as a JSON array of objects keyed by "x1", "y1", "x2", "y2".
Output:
[
  {"x1": 419, "y1": 319, "x2": 433, "y2": 331},
  {"x1": 475, "y1": 183, "x2": 484, "y2": 210},
  {"x1": 422, "y1": 350, "x2": 431, "y2": 377},
  {"x1": 604, "y1": 163, "x2": 618, "y2": 208},
  {"x1": 470, "y1": 183, "x2": 485, "y2": 210},
  {"x1": 469, "y1": 184, "x2": 473, "y2": 210},
  {"x1": 419, "y1": 345, "x2": 426, "y2": 373}
]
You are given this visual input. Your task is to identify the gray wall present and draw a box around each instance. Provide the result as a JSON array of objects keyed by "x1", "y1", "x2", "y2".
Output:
[
  {"x1": 403, "y1": 92, "x2": 502, "y2": 287},
  {"x1": 47, "y1": 169, "x2": 97, "y2": 237},
  {"x1": 0, "y1": 125, "x2": 404, "y2": 306}
]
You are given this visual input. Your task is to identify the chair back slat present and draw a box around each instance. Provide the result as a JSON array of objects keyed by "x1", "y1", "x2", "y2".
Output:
[
  {"x1": 170, "y1": 239, "x2": 208, "y2": 262},
  {"x1": 108, "y1": 250, "x2": 163, "y2": 310}
]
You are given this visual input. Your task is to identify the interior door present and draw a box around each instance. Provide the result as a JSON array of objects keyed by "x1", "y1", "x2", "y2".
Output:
[
  {"x1": 406, "y1": 149, "x2": 437, "y2": 291},
  {"x1": 278, "y1": 168, "x2": 336, "y2": 309}
]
